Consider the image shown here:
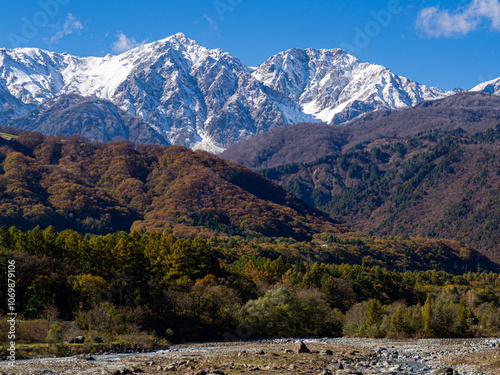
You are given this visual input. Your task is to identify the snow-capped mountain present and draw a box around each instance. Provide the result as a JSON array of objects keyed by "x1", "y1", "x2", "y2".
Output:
[
  {"x1": 0, "y1": 33, "x2": 465, "y2": 152},
  {"x1": 1, "y1": 34, "x2": 292, "y2": 152},
  {"x1": 253, "y1": 48, "x2": 449, "y2": 125},
  {"x1": 471, "y1": 77, "x2": 500, "y2": 95}
]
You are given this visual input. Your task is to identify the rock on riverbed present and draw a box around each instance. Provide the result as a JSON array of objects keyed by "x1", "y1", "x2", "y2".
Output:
[{"x1": 0, "y1": 338, "x2": 499, "y2": 375}]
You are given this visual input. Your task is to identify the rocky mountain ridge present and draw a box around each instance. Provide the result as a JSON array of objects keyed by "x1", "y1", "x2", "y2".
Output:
[{"x1": 2, "y1": 33, "x2": 484, "y2": 152}]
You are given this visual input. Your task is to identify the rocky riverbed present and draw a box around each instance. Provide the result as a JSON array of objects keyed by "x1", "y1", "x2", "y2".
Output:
[{"x1": 1, "y1": 337, "x2": 499, "y2": 375}]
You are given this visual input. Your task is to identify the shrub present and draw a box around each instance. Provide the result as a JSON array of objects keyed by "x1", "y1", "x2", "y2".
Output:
[
  {"x1": 16, "y1": 320, "x2": 50, "y2": 343},
  {"x1": 46, "y1": 323, "x2": 63, "y2": 343}
]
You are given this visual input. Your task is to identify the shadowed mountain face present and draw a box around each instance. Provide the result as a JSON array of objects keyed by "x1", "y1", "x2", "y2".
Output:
[
  {"x1": 221, "y1": 122, "x2": 348, "y2": 170},
  {"x1": 7, "y1": 94, "x2": 170, "y2": 145},
  {"x1": 222, "y1": 92, "x2": 500, "y2": 169}
]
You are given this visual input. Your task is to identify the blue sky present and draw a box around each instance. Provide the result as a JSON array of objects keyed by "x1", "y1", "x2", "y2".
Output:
[{"x1": 0, "y1": 0, "x2": 499, "y2": 90}]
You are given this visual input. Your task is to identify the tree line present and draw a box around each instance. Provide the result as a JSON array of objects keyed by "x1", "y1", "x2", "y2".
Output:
[{"x1": 1, "y1": 226, "x2": 500, "y2": 343}]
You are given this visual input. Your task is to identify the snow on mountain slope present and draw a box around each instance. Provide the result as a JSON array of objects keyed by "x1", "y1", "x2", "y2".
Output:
[
  {"x1": 253, "y1": 48, "x2": 450, "y2": 125},
  {"x1": 0, "y1": 33, "x2": 455, "y2": 152},
  {"x1": 471, "y1": 77, "x2": 500, "y2": 95},
  {"x1": 1, "y1": 34, "x2": 293, "y2": 152}
]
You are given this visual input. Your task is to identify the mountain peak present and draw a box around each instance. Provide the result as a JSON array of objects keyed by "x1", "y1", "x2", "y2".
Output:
[
  {"x1": 4, "y1": 35, "x2": 497, "y2": 154},
  {"x1": 171, "y1": 31, "x2": 189, "y2": 40},
  {"x1": 472, "y1": 77, "x2": 500, "y2": 95},
  {"x1": 164, "y1": 32, "x2": 197, "y2": 46}
]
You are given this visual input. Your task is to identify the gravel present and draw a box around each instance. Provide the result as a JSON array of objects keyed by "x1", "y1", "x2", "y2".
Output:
[{"x1": 0, "y1": 337, "x2": 499, "y2": 375}]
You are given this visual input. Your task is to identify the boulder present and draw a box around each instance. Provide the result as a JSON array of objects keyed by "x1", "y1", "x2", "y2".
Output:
[
  {"x1": 74, "y1": 353, "x2": 95, "y2": 361},
  {"x1": 75, "y1": 335, "x2": 85, "y2": 344},
  {"x1": 293, "y1": 340, "x2": 310, "y2": 354},
  {"x1": 342, "y1": 365, "x2": 362, "y2": 374},
  {"x1": 320, "y1": 349, "x2": 333, "y2": 356},
  {"x1": 430, "y1": 368, "x2": 454, "y2": 375},
  {"x1": 327, "y1": 362, "x2": 343, "y2": 371}
]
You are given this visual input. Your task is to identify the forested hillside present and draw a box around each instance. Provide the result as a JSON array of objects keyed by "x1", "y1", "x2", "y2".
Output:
[
  {"x1": 1, "y1": 129, "x2": 500, "y2": 349},
  {"x1": 261, "y1": 126, "x2": 500, "y2": 261},
  {"x1": 0, "y1": 129, "x2": 340, "y2": 240},
  {"x1": 0, "y1": 127, "x2": 497, "y2": 271}
]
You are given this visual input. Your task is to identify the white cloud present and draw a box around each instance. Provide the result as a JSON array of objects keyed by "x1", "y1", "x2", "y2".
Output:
[
  {"x1": 48, "y1": 13, "x2": 83, "y2": 44},
  {"x1": 111, "y1": 32, "x2": 146, "y2": 54},
  {"x1": 417, "y1": 0, "x2": 500, "y2": 37},
  {"x1": 204, "y1": 14, "x2": 219, "y2": 33}
]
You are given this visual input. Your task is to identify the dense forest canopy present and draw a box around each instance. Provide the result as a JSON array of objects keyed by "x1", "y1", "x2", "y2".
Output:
[
  {"x1": 260, "y1": 127, "x2": 500, "y2": 261},
  {"x1": 1, "y1": 226, "x2": 500, "y2": 343},
  {"x1": 0, "y1": 128, "x2": 340, "y2": 240}
]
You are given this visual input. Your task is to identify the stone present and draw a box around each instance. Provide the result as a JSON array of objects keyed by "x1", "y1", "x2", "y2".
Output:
[
  {"x1": 75, "y1": 335, "x2": 85, "y2": 344},
  {"x1": 73, "y1": 353, "x2": 92, "y2": 360},
  {"x1": 343, "y1": 365, "x2": 362, "y2": 374},
  {"x1": 430, "y1": 368, "x2": 454, "y2": 375},
  {"x1": 64, "y1": 336, "x2": 75, "y2": 343},
  {"x1": 283, "y1": 349, "x2": 293, "y2": 353},
  {"x1": 320, "y1": 349, "x2": 333, "y2": 356},
  {"x1": 293, "y1": 340, "x2": 310, "y2": 354},
  {"x1": 327, "y1": 362, "x2": 343, "y2": 371},
  {"x1": 319, "y1": 370, "x2": 333, "y2": 375}
]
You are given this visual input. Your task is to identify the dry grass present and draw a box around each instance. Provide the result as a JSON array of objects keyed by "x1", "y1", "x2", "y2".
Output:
[
  {"x1": 0, "y1": 132, "x2": 17, "y2": 140},
  {"x1": 450, "y1": 348, "x2": 500, "y2": 374}
]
